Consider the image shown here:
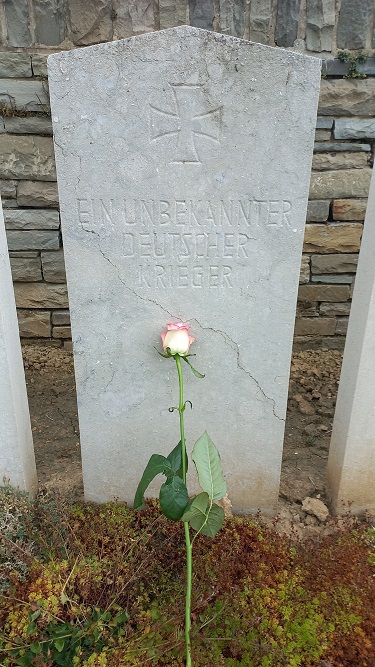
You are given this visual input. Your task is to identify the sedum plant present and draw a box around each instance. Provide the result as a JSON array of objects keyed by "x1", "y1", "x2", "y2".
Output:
[{"x1": 134, "y1": 322, "x2": 226, "y2": 667}]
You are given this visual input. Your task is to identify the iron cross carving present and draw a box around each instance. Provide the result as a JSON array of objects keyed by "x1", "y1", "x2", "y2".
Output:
[{"x1": 149, "y1": 83, "x2": 223, "y2": 164}]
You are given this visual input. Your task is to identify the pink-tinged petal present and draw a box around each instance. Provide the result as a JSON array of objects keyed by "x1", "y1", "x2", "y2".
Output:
[
  {"x1": 188, "y1": 335, "x2": 196, "y2": 345},
  {"x1": 161, "y1": 331, "x2": 167, "y2": 344}
]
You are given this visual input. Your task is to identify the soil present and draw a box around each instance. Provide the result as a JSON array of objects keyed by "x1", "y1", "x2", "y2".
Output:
[{"x1": 22, "y1": 344, "x2": 344, "y2": 532}]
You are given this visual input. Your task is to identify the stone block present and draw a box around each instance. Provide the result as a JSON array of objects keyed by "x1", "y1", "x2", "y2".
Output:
[
  {"x1": 112, "y1": 0, "x2": 155, "y2": 38},
  {"x1": 68, "y1": 0, "x2": 113, "y2": 45},
  {"x1": 318, "y1": 79, "x2": 375, "y2": 117},
  {"x1": 334, "y1": 119, "x2": 375, "y2": 140},
  {"x1": 4, "y1": 0, "x2": 32, "y2": 47},
  {"x1": 34, "y1": 0, "x2": 66, "y2": 45},
  {"x1": 4, "y1": 209, "x2": 59, "y2": 230},
  {"x1": 275, "y1": 0, "x2": 299, "y2": 47},
  {"x1": 0, "y1": 80, "x2": 49, "y2": 113},
  {"x1": 323, "y1": 57, "x2": 375, "y2": 77},
  {"x1": 52, "y1": 325, "x2": 72, "y2": 339},
  {"x1": 312, "y1": 152, "x2": 368, "y2": 171},
  {"x1": 0, "y1": 117, "x2": 4, "y2": 133},
  {"x1": 63, "y1": 340, "x2": 73, "y2": 350},
  {"x1": 314, "y1": 142, "x2": 371, "y2": 152},
  {"x1": 309, "y1": 169, "x2": 372, "y2": 200},
  {"x1": 17, "y1": 182, "x2": 59, "y2": 208},
  {"x1": 250, "y1": 0, "x2": 272, "y2": 44},
  {"x1": 31, "y1": 55, "x2": 49, "y2": 77},
  {"x1": 314, "y1": 129, "x2": 331, "y2": 141},
  {"x1": 0, "y1": 135, "x2": 56, "y2": 181},
  {"x1": 306, "y1": 0, "x2": 335, "y2": 52},
  {"x1": 48, "y1": 26, "x2": 321, "y2": 512},
  {"x1": 0, "y1": 180, "x2": 17, "y2": 198},
  {"x1": 311, "y1": 253, "x2": 358, "y2": 274},
  {"x1": 311, "y1": 274, "x2": 354, "y2": 284},
  {"x1": 296, "y1": 302, "x2": 318, "y2": 317},
  {"x1": 333, "y1": 199, "x2": 367, "y2": 221},
  {"x1": 219, "y1": 0, "x2": 247, "y2": 38},
  {"x1": 294, "y1": 317, "x2": 336, "y2": 336},
  {"x1": 337, "y1": 0, "x2": 373, "y2": 49},
  {"x1": 52, "y1": 309, "x2": 70, "y2": 325},
  {"x1": 298, "y1": 284, "x2": 350, "y2": 302},
  {"x1": 0, "y1": 53, "x2": 32, "y2": 78},
  {"x1": 4, "y1": 116, "x2": 53, "y2": 135},
  {"x1": 6, "y1": 230, "x2": 60, "y2": 251},
  {"x1": 316, "y1": 117, "x2": 334, "y2": 129},
  {"x1": 306, "y1": 200, "x2": 329, "y2": 222},
  {"x1": 159, "y1": 0, "x2": 187, "y2": 29},
  {"x1": 41, "y1": 249, "x2": 66, "y2": 283},
  {"x1": 189, "y1": 0, "x2": 214, "y2": 30},
  {"x1": 17, "y1": 309, "x2": 51, "y2": 337},
  {"x1": 14, "y1": 283, "x2": 68, "y2": 308},
  {"x1": 299, "y1": 254, "x2": 310, "y2": 284},
  {"x1": 335, "y1": 317, "x2": 349, "y2": 335},
  {"x1": 10, "y1": 256, "x2": 42, "y2": 281},
  {"x1": 3, "y1": 200, "x2": 18, "y2": 209},
  {"x1": 304, "y1": 223, "x2": 362, "y2": 253},
  {"x1": 320, "y1": 301, "x2": 351, "y2": 316}
]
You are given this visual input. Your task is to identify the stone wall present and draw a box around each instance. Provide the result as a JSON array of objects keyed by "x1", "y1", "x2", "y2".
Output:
[{"x1": 0, "y1": 0, "x2": 374, "y2": 349}]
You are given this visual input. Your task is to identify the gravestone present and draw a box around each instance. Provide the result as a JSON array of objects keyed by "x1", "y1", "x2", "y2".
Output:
[
  {"x1": 48, "y1": 27, "x2": 320, "y2": 513},
  {"x1": 327, "y1": 168, "x2": 375, "y2": 515},
  {"x1": 0, "y1": 197, "x2": 37, "y2": 495}
]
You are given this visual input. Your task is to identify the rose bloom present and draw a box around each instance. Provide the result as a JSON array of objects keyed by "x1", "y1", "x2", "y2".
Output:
[{"x1": 161, "y1": 322, "x2": 196, "y2": 356}]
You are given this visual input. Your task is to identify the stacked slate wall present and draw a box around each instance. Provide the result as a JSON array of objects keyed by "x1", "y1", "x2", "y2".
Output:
[{"x1": 0, "y1": 0, "x2": 374, "y2": 349}]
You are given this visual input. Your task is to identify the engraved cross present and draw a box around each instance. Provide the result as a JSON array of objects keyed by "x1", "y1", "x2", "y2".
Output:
[{"x1": 150, "y1": 84, "x2": 222, "y2": 164}]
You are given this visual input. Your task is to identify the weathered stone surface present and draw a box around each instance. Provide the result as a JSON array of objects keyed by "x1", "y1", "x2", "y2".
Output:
[
  {"x1": 0, "y1": 199, "x2": 37, "y2": 493},
  {"x1": 41, "y1": 250, "x2": 66, "y2": 283},
  {"x1": 2, "y1": 200, "x2": 18, "y2": 209},
  {"x1": 48, "y1": 26, "x2": 320, "y2": 511},
  {"x1": 309, "y1": 169, "x2": 372, "y2": 200},
  {"x1": 304, "y1": 223, "x2": 362, "y2": 253},
  {"x1": 68, "y1": 0, "x2": 113, "y2": 45},
  {"x1": 6, "y1": 231, "x2": 60, "y2": 251},
  {"x1": 333, "y1": 198, "x2": 367, "y2": 221},
  {"x1": 0, "y1": 117, "x2": 4, "y2": 133},
  {"x1": 220, "y1": 0, "x2": 246, "y2": 37},
  {"x1": 312, "y1": 152, "x2": 368, "y2": 171},
  {"x1": 294, "y1": 317, "x2": 336, "y2": 336},
  {"x1": 316, "y1": 117, "x2": 333, "y2": 129},
  {"x1": 52, "y1": 310, "x2": 70, "y2": 325},
  {"x1": 14, "y1": 283, "x2": 68, "y2": 308},
  {"x1": 112, "y1": 0, "x2": 155, "y2": 38},
  {"x1": 31, "y1": 54, "x2": 49, "y2": 77},
  {"x1": 299, "y1": 255, "x2": 310, "y2": 284},
  {"x1": 4, "y1": 116, "x2": 53, "y2": 135},
  {"x1": 298, "y1": 283, "x2": 350, "y2": 302},
  {"x1": 0, "y1": 53, "x2": 32, "y2": 77},
  {"x1": 314, "y1": 129, "x2": 331, "y2": 141},
  {"x1": 306, "y1": 0, "x2": 335, "y2": 52},
  {"x1": 0, "y1": 180, "x2": 17, "y2": 198},
  {"x1": 10, "y1": 256, "x2": 42, "y2": 281},
  {"x1": 275, "y1": 0, "x2": 299, "y2": 46},
  {"x1": 34, "y1": 0, "x2": 66, "y2": 45},
  {"x1": 4, "y1": 209, "x2": 59, "y2": 230},
  {"x1": 306, "y1": 199, "x2": 329, "y2": 222},
  {"x1": 327, "y1": 168, "x2": 375, "y2": 514},
  {"x1": 312, "y1": 274, "x2": 353, "y2": 283},
  {"x1": 17, "y1": 181, "x2": 59, "y2": 207},
  {"x1": 323, "y1": 57, "x2": 375, "y2": 77},
  {"x1": 0, "y1": 135, "x2": 56, "y2": 181},
  {"x1": 18, "y1": 309, "x2": 51, "y2": 337},
  {"x1": 249, "y1": 0, "x2": 272, "y2": 44},
  {"x1": 337, "y1": 0, "x2": 373, "y2": 49},
  {"x1": 4, "y1": 0, "x2": 32, "y2": 47},
  {"x1": 318, "y1": 79, "x2": 375, "y2": 117},
  {"x1": 189, "y1": 0, "x2": 214, "y2": 30},
  {"x1": 334, "y1": 119, "x2": 375, "y2": 140},
  {"x1": 159, "y1": 0, "x2": 187, "y2": 29},
  {"x1": 314, "y1": 142, "x2": 371, "y2": 152},
  {"x1": 335, "y1": 317, "x2": 349, "y2": 335},
  {"x1": 302, "y1": 496, "x2": 329, "y2": 521},
  {"x1": 52, "y1": 325, "x2": 71, "y2": 338},
  {"x1": 320, "y1": 301, "x2": 351, "y2": 316},
  {"x1": 311, "y1": 253, "x2": 358, "y2": 274},
  {"x1": 0, "y1": 80, "x2": 49, "y2": 113}
]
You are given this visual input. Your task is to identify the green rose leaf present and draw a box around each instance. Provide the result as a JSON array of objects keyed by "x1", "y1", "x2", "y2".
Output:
[
  {"x1": 190, "y1": 504, "x2": 225, "y2": 538},
  {"x1": 181, "y1": 355, "x2": 205, "y2": 378},
  {"x1": 159, "y1": 476, "x2": 188, "y2": 521},
  {"x1": 166, "y1": 441, "x2": 188, "y2": 478},
  {"x1": 134, "y1": 454, "x2": 173, "y2": 509},
  {"x1": 181, "y1": 492, "x2": 209, "y2": 522},
  {"x1": 192, "y1": 431, "x2": 227, "y2": 502}
]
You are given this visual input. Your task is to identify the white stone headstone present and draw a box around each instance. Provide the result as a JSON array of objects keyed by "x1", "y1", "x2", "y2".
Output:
[
  {"x1": 48, "y1": 27, "x2": 320, "y2": 513},
  {"x1": 327, "y1": 168, "x2": 375, "y2": 515},
  {"x1": 0, "y1": 197, "x2": 37, "y2": 495}
]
